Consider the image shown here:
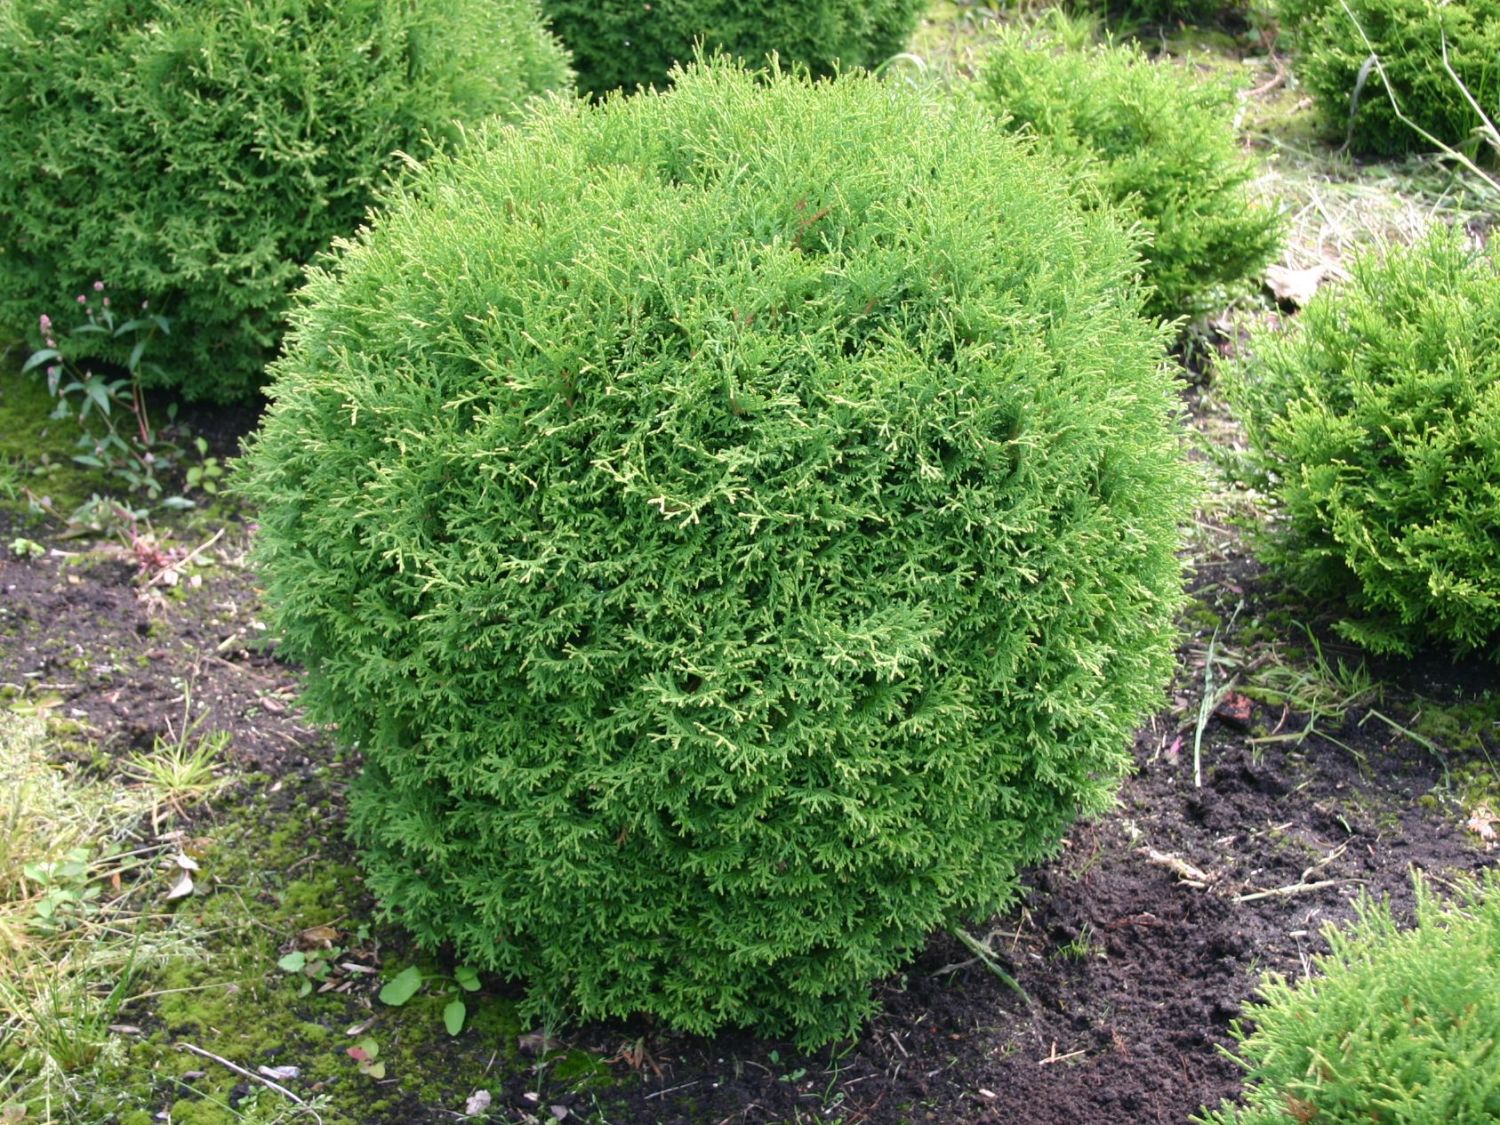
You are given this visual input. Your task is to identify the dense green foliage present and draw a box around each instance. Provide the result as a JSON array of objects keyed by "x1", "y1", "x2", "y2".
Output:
[
  {"x1": 1227, "y1": 229, "x2": 1500, "y2": 658},
  {"x1": 0, "y1": 0, "x2": 570, "y2": 402},
  {"x1": 540, "y1": 0, "x2": 924, "y2": 96},
  {"x1": 1275, "y1": 0, "x2": 1500, "y2": 156},
  {"x1": 242, "y1": 60, "x2": 1193, "y2": 1045},
  {"x1": 978, "y1": 30, "x2": 1281, "y2": 325},
  {"x1": 1198, "y1": 872, "x2": 1500, "y2": 1124}
]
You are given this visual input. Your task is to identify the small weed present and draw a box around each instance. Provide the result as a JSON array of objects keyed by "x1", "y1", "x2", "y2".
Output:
[
  {"x1": 1243, "y1": 626, "x2": 1379, "y2": 754},
  {"x1": 378, "y1": 962, "x2": 483, "y2": 1036},
  {"x1": 123, "y1": 729, "x2": 230, "y2": 824}
]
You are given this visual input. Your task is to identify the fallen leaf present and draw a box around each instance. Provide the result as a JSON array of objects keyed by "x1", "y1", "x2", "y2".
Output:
[
  {"x1": 518, "y1": 1030, "x2": 560, "y2": 1056},
  {"x1": 300, "y1": 924, "x2": 339, "y2": 946},
  {"x1": 1265, "y1": 262, "x2": 1341, "y2": 307},
  {"x1": 259, "y1": 1065, "x2": 301, "y2": 1080},
  {"x1": 173, "y1": 853, "x2": 200, "y2": 872},
  {"x1": 550, "y1": 1107, "x2": 569, "y2": 1121},
  {"x1": 166, "y1": 871, "x2": 194, "y2": 900},
  {"x1": 464, "y1": 1090, "x2": 493, "y2": 1116},
  {"x1": 1214, "y1": 692, "x2": 1254, "y2": 728}
]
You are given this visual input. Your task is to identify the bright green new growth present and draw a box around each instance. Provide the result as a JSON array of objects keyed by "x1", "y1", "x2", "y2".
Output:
[
  {"x1": 539, "y1": 0, "x2": 925, "y2": 96},
  {"x1": 1275, "y1": 0, "x2": 1500, "y2": 156},
  {"x1": 1198, "y1": 871, "x2": 1500, "y2": 1124},
  {"x1": 1227, "y1": 229, "x2": 1500, "y2": 658},
  {"x1": 242, "y1": 59, "x2": 1194, "y2": 1046},
  {"x1": 977, "y1": 29, "x2": 1281, "y2": 326},
  {"x1": 0, "y1": 0, "x2": 571, "y2": 402}
]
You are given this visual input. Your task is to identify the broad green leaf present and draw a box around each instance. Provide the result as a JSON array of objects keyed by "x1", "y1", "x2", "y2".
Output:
[
  {"x1": 453, "y1": 966, "x2": 481, "y2": 992},
  {"x1": 443, "y1": 998, "x2": 466, "y2": 1036},
  {"x1": 378, "y1": 965, "x2": 422, "y2": 1006},
  {"x1": 21, "y1": 348, "x2": 59, "y2": 375},
  {"x1": 277, "y1": 951, "x2": 307, "y2": 973}
]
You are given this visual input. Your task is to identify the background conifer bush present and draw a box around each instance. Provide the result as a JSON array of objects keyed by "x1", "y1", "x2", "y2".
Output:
[
  {"x1": 0, "y1": 0, "x2": 571, "y2": 402},
  {"x1": 539, "y1": 0, "x2": 925, "y2": 96},
  {"x1": 242, "y1": 60, "x2": 1194, "y2": 1045},
  {"x1": 1275, "y1": 0, "x2": 1500, "y2": 156},
  {"x1": 1198, "y1": 872, "x2": 1500, "y2": 1124},
  {"x1": 1226, "y1": 229, "x2": 1500, "y2": 658},
  {"x1": 977, "y1": 29, "x2": 1282, "y2": 326}
]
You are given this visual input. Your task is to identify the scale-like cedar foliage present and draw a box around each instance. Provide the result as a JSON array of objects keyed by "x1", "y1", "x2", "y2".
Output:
[
  {"x1": 1276, "y1": 0, "x2": 1500, "y2": 156},
  {"x1": 1228, "y1": 229, "x2": 1500, "y2": 658},
  {"x1": 540, "y1": 0, "x2": 924, "y2": 96},
  {"x1": 0, "y1": 0, "x2": 571, "y2": 402},
  {"x1": 978, "y1": 30, "x2": 1281, "y2": 326},
  {"x1": 1198, "y1": 871, "x2": 1500, "y2": 1124},
  {"x1": 242, "y1": 60, "x2": 1193, "y2": 1045}
]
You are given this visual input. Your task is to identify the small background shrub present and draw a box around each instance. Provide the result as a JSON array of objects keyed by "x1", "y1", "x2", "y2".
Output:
[
  {"x1": 1065, "y1": 0, "x2": 1251, "y2": 29},
  {"x1": 1226, "y1": 228, "x2": 1500, "y2": 658},
  {"x1": 1275, "y1": 0, "x2": 1500, "y2": 156},
  {"x1": 0, "y1": 0, "x2": 571, "y2": 402},
  {"x1": 243, "y1": 60, "x2": 1194, "y2": 1045},
  {"x1": 540, "y1": 0, "x2": 925, "y2": 96},
  {"x1": 978, "y1": 27, "x2": 1282, "y2": 325},
  {"x1": 1198, "y1": 871, "x2": 1500, "y2": 1124}
]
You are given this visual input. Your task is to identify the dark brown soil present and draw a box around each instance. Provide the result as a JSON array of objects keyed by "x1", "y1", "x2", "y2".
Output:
[{"x1": 1, "y1": 406, "x2": 1495, "y2": 1125}]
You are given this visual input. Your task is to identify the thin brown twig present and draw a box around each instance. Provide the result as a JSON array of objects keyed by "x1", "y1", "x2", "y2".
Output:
[{"x1": 177, "y1": 1041, "x2": 322, "y2": 1122}]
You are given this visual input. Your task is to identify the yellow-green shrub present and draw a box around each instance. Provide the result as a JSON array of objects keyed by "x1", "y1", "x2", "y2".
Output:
[
  {"x1": 1198, "y1": 872, "x2": 1500, "y2": 1124},
  {"x1": 540, "y1": 0, "x2": 924, "y2": 96},
  {"x1": 0, "y1": 0, "x2": 571, "y2": 401},
  {"x1": 978, "y1": 30, "x2": 1281, "y2": 325},
  {"x1": 242, "y1": 60, "x2": 1194, "y2": 1046},
  {"x1": 1226, "y1": 228, "x2": 1500, "y2": 658}
]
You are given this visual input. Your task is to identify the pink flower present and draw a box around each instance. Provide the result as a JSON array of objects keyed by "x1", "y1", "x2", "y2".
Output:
[
  {"x1": 140, "y1": 300, "x2": 149, "y2": 310},
  {"x1": 93, "y1": 280, "x2": 104, "y2": 291},
  {"x1": 38, "y1": 314, "x2": 51, "y2": 331},
  {"x1": 46, "y1": 337, "x2": 55, "y2": 348},
  {"x1": 76, "y1": 294, "x2": 87, "y2": 304}
]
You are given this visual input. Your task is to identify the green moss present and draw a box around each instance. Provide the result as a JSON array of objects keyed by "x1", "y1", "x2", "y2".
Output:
[{"x1": 0, "y1": 364, "x2": 99, "y2": 517}]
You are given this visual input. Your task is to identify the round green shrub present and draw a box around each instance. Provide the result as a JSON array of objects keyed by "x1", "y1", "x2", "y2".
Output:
[
  {"x1": 978, "y1": 28, "x2": 1282, "y2": 326},
  {"x1": 0, "y1": 0, "x2": 571, "y2": 402},
  {"x1": 539, "y1": 0, "x2": 925, "y2": 96},
  {"x1": 1275, "y1": 0, "x2": 1500, "y2": 156},
  {"x1": 242, "y1": 59, "x2": 1194, "y2": 1045},
  {"x1": 1197, "y1": 871, "x2": 1500, "y2": 1124},
  {"x1": 1227, "y1": 228, "x2": 1500, "y2": 658}
]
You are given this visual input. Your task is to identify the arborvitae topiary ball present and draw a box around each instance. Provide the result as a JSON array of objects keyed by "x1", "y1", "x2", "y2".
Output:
[
  {"x1": 1275, "y1": 0, "x2": 1500, "y2": 156},
  {"x1": 242, "y1": 60, "x2": 1194, "y2": 1046},
  {"x1": 0, "y1": 0, "x2": 571, "y2": 402},
  {"x1": 539, "y1": 0, "x2": 925, "y2": 96},
  {"x1": 1197, "y1": 871, "x2": 1500, "y2": 1124},
  {"x1": 1227, "y1": 229, "x2": 1500, "y2": 657},
  {"x1": 978, "y1": 29, "x2": 1281, "y2": 326}
]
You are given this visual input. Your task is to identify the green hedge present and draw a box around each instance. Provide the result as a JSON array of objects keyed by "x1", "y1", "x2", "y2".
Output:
[
  {"x1": 978, "y1": 29, "x2": 1281, "y2": 325},
  {"x1": 540, "y1": 0, "x2": 925, "y2": 96},
  {"x1": 0, "y1": 0, "x2": 571, "y2": 402},
  {"x1": 1199, "y1": 871, "x2": 1500, "y2": 1124},
  {"x1": 1226, "y1": 228, "x2": 1500, "y2": 657},
  {"x1": 1275, "y1": 0, "x2": 1500, "y2": 156},
  {"x1": 242, "y1": 59, "x2": 1194, "y2": 1045}
]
